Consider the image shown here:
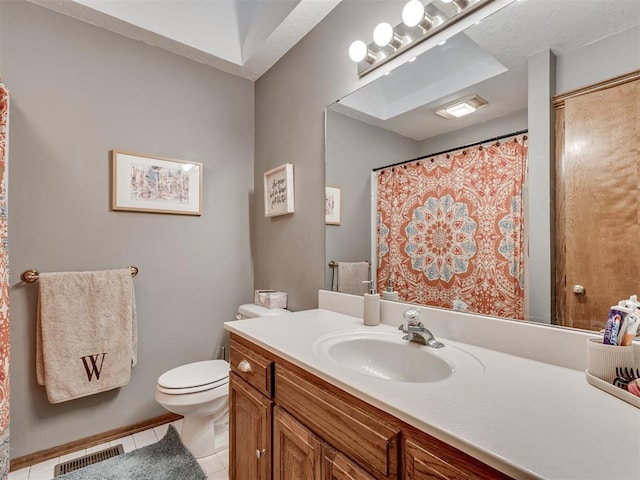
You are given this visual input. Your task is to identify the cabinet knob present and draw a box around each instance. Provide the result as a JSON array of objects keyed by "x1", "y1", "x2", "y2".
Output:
[
  {"x1": 238, "y1": 359, "x2": 252, "y2": 373},
  {"x1": 255, "y1": 448, "x2": 266, "y2": 459}
]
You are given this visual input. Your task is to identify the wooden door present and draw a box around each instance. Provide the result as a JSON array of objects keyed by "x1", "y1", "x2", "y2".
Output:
[
  {"x1": 555, "y1": 73, "x2": 640, "y2": 331},
  {"x1": 229, "y1": 372, "x2": 273, "y2": 480},
  {"x1": 273, "y1": 406, "x2": 322, "y2": 480}
]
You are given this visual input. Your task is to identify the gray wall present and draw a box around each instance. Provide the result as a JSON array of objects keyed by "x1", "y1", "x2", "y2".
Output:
[
  {"x1": 254, "y1": 0, "x2": 404, "y2": 311},
  {"x1": 417, "y1": 109, "x2": 528, "y2": 155},
  {"x1": 557, "y1": 25, "x2": 640, "y2": 94},
  {"x1": 2, "y1": 0, "x2": 254, "y2": 458},
  {"x1": 420, "y1": 109, "x2": 527, "y2": 155},
  {"x1": 325, "y1": 109, "x2": 419, "y2": 290}
]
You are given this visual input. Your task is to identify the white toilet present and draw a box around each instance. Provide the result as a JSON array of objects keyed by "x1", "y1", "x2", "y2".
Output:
[
  {"x1": 155, "y1": 304, "x2": 289, "y2": 459},
  {"x1": 155, "y1": 359, "x2": 230, "y2": 458}
]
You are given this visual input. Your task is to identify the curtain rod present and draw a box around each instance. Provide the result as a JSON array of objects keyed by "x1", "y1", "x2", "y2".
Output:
[{"x1": 372, "y1": 129, "x2": 528, "y2": 172}]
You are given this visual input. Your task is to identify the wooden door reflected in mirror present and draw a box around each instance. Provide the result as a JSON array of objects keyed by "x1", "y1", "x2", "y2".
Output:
[{"x1": 554, "y1": 71, "x2": 640, "y2": 330}]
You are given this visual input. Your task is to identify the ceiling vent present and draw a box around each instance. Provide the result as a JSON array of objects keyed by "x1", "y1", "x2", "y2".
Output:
[{"x1": 435, "y1": 94, "x2": 488, "y2": 119}]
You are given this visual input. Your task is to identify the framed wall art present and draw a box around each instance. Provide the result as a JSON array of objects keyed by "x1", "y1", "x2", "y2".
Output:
[
  {"x1": 112, "y1": 150, "x2": 203, "y2": 215},
  {"x1": 264, "y1": 163, "x2": 295, "y2": 217},
  {"x1": 325, "y1": 185, "x2": 341, "y2": 225}
]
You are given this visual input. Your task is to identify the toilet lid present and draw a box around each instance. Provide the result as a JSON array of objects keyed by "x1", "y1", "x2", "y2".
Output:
[{"x1": 158, "y1": 360, "x2": 229, "y2": 390}]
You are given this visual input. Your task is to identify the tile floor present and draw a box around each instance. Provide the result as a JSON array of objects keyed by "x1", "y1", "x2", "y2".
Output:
[{"x1": 8, "y1": 419, "x2": 229, "y2": 480}]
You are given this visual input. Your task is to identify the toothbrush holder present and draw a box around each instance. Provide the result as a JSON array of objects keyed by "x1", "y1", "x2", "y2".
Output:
[{"x1": 586, "y1": 338, "x2": 635, "y2": 384}]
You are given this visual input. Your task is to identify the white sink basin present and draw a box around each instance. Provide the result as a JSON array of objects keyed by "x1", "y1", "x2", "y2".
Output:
[{"x1": 313, "y1": 329, "x2": 483, "y2": 383}]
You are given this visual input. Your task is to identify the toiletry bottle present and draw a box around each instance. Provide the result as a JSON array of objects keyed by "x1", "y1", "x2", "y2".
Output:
[
  {"x1": 620, "y1": 313, "x2": 640, "y2": 346},
  {"x1": 611, "y1": 296, "x2": 639, "y2": 344},
  {"x1": 382, "y1": 278, "x2": 399, "y2": 301},
  {"x1": 362, "y1": 281, "x2": 380, "y2": 326},
  {"x1": 604, "y1": 298, "x2": 633, "y2": 345}
]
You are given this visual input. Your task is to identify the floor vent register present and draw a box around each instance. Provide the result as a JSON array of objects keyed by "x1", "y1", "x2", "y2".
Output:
[{"x1": 54, "y1": 444, "x2": 124, "y2": 476}]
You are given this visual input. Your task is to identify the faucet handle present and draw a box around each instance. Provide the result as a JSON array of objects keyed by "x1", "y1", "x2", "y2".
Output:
[{"x1": 403, "y1": 308, "x2": 421, "y2": 326}]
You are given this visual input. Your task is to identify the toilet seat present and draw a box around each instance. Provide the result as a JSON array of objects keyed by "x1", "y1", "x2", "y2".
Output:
[{"x1": 157, "y1": 360, "x2": 229, "y2": 395}]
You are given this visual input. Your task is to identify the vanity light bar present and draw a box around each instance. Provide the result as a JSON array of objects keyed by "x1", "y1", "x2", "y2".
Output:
[{"x1": 348, "y1": 0, "x2": 491, "y2": 77}]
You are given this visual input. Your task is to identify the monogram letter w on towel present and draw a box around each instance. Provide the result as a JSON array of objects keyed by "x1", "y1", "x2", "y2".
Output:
[{"x1": 36, "y1": 269, "x2": 137, "y2": 403}]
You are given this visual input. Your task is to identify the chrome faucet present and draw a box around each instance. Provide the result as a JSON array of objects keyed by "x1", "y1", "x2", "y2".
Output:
[{"x1": 398, "y1": 309, "x2": 444, "y2": 348}]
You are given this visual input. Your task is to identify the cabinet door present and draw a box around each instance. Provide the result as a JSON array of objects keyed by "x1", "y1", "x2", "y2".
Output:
[
  {"x1": 229, "y1": 372, "x2": 273, "y2": 480},
  {"x1": 323, "y1": 445, "x2": 376, "y2": 480},
  {"x1": 273, "y1": 406, "x2": 322, "y2": 480}
]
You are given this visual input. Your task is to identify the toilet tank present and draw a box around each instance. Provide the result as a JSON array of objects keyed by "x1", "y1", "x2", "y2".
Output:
[{"x1": 236, "y1": 303, "x2": 290, "y2": 320}]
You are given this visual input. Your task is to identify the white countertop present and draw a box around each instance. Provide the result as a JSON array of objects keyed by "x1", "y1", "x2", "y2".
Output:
[{"x1": 224, "y1": 309, "x2": 640, "y2": 480}]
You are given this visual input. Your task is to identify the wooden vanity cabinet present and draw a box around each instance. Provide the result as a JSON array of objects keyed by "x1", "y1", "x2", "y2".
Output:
[{"x1": 229, "y1": 334, "x2": 512, "y2": 480}]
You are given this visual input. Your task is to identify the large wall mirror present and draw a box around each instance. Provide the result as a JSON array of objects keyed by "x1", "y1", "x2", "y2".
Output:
[{"x1": 325, "y1": 0, "x2": 640, "y2": 332}]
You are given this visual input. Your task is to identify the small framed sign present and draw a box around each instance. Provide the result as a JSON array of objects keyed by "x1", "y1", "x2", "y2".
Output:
[
  {"x1": 264, "y1": 163, "x2": 295, "y2": 217},
  {"x1": 325, "y1": 186, "x2": 341, "y2": 225}
]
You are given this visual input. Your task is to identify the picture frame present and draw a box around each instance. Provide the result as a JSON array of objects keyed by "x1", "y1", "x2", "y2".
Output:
[
  {"x1": 325, "y1": 186, "x2": 341, "y2": 225},
  {"x1": 112, "y1": 150, "x2": 203, "y2": 215},
  {"x1": 264, "y1": 163, "x2": 295, "y2": 217}
]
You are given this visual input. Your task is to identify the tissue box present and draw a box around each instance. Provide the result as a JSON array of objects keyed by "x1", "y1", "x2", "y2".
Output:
[{"x1": 254, "y1": 290, "x2": 287, "y2": 309}]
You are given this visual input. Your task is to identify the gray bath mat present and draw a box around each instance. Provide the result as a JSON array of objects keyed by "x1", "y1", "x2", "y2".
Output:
[{"x1": 53, "y1": 425, "x2": 206, "y2": 480}]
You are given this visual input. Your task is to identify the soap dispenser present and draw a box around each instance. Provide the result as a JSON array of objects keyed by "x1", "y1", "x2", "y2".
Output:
[
  {"x1": 362, "y1": 281, "x2": 380, "y2": 326},
  {"x1": 382, "y1": 278, "x2": 399, "y2": 301}
]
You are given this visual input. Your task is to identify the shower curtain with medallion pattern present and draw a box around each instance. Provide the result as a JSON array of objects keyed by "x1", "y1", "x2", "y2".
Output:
[
  {"x1": 376, "y1": 133, "x2": 527, "y2": 320},
  {"x1": 0, "y1": 82, "x2": 10, "y2": 477}
]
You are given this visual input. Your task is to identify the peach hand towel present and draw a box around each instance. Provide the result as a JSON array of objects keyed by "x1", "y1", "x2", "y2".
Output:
[{"x1": 36, "y1": 269, "x2": 137, "y2": 403}]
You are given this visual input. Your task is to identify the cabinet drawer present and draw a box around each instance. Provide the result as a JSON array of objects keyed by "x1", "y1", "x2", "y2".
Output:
[
  {"x1": 276, "y1": 365, "x2": 399, "y2": 479},
  {"x1": 324, "y1": 446, "x2": 376, "y2": 480},
  {"x1": 230, "y1": 340, "x2": 273, "y2": 397},
  {"x1": 403, "y1": 436, "x2": 512, "y2": 480}
]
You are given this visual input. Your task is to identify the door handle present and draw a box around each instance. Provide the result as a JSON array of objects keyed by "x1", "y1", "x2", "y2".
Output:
[{"x1": 572, "y1": 285, "x2": 586, "y2": 295}]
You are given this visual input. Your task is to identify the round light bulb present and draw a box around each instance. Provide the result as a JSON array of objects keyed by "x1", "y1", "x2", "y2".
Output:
[
  {"x1": 373, "y1": 22, "x2": 394, "y2": 47},
  {"x1": 402, "y1": 0, "x2": 425, "y2": 28},
  {"x1": 348, "y1": 40, "x2": 368, "y2": 62}
]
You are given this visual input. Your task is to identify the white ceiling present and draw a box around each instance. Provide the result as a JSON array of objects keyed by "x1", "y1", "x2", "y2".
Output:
[{"x1": 26, "y1": 0, "x2": 343, "y2": 81}]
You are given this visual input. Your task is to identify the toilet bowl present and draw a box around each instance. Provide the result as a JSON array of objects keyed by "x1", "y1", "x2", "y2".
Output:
[
  {"x1": 156, "y1": 304, "x2": 289, "y2": 459},
  {"x1": 155, "y1": 360, "x2": 229, "y2": 458}
]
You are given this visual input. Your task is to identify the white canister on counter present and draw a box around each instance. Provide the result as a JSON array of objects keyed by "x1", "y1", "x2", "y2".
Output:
[{"x1": 362, "y1": 281, "x2": 380, "y2": 326}]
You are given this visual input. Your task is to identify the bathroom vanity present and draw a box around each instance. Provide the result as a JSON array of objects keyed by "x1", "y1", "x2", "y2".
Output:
[
  {"x1": 224, "y1": 304, "x2": 640, "y2": 479},
  {"x1": 229, "y1": 333, "x2": 506, "y2": 480}
]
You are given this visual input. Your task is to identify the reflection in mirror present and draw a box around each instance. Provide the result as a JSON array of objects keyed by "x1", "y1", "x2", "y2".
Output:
[{"x1": 325, "y1": 0, "x2": 640, "y2": 332}]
